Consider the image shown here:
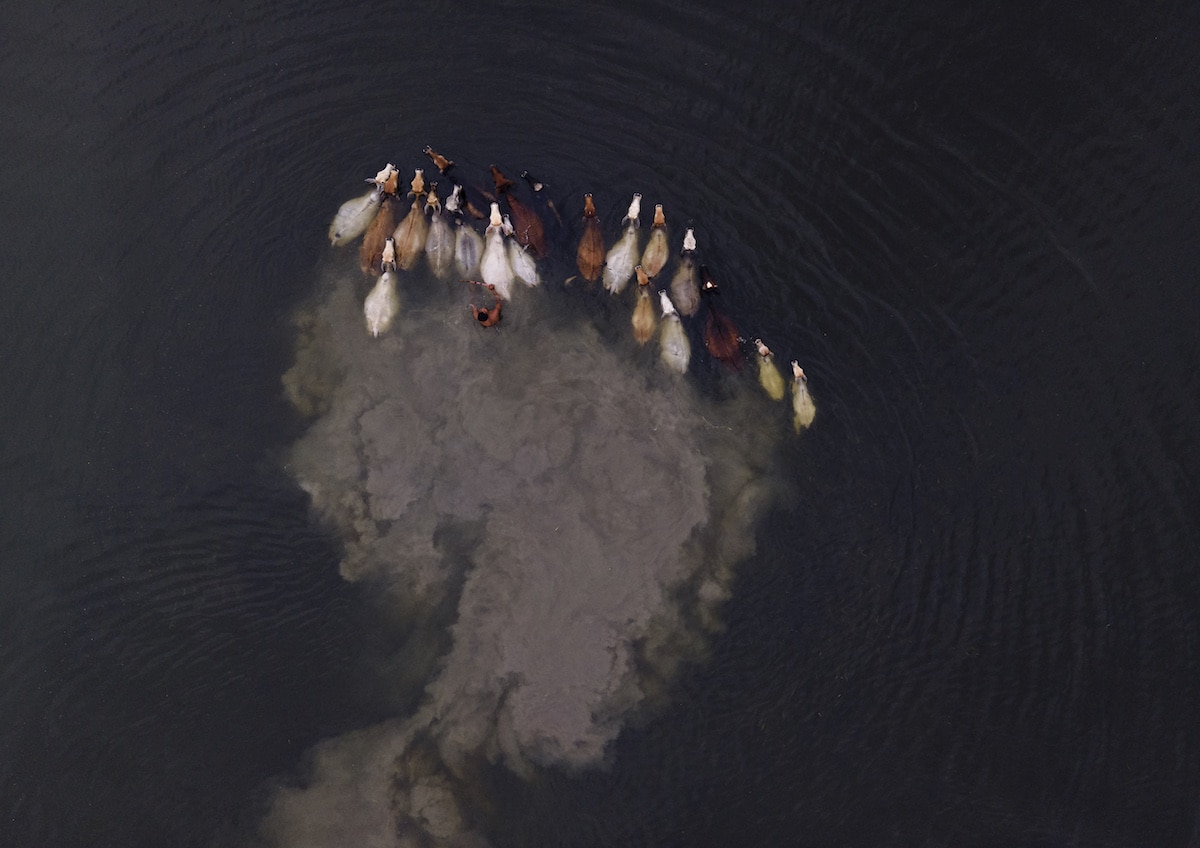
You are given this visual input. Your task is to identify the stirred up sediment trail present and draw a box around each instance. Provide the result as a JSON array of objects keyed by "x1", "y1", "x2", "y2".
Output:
[{"x1": 266, "y1": 228, "x2": 783, "y2": 847}]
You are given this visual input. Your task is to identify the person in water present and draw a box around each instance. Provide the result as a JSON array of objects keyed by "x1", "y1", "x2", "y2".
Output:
[{"x1": 467, "y1": 281, "x2": 502, "y2": 327}]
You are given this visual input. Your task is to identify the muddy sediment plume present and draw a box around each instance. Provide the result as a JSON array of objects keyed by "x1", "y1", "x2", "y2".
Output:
[{"x1": 265, "y1": 263, "x2": 780, "y2": 846}]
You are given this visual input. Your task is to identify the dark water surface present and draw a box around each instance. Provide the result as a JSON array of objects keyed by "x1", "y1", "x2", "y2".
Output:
[{"x1": 2, "y1": 0, "x2": 1199, "y2": 846}]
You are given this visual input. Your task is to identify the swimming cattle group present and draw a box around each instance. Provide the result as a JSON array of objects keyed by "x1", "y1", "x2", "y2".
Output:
[{"x1": 327, "y1": 149, "x2": 817, "y2": 432}]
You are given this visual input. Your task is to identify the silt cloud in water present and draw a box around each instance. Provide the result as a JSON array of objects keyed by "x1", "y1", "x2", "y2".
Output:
[{"x1": 263, "y1": 262, "x2": 782, "y2": 846}]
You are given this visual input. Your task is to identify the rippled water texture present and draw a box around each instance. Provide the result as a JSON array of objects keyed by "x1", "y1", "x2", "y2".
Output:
[{"x1": 2, "y1": 0, "x2": 1199, "y2": 846}]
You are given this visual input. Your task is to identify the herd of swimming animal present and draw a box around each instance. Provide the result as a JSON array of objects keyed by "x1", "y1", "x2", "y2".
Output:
[{"x1": 326, "y1": 149, "x2": 817, "y2": 432}]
